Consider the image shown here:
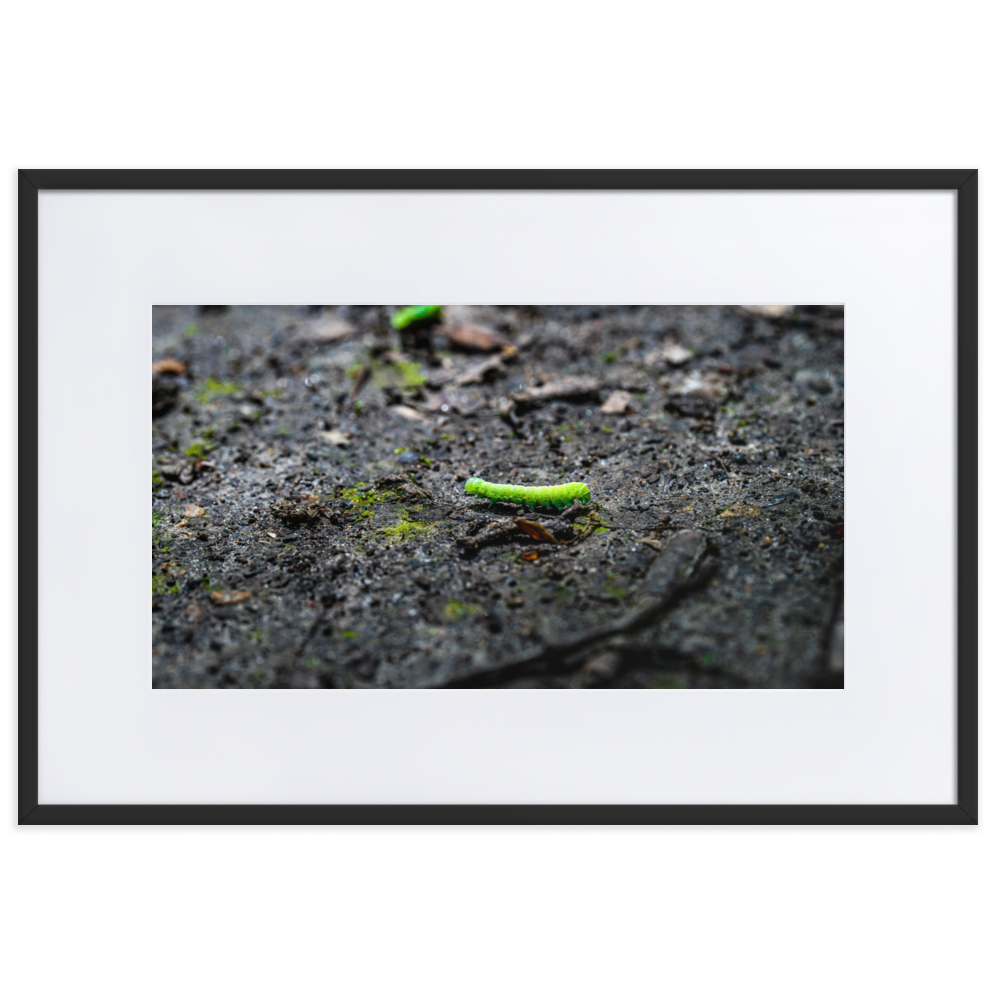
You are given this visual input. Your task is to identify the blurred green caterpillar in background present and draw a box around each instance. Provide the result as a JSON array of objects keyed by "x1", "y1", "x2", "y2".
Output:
[
  {"x1": 464, "y1": 477, "x2": 591, "y2": 511},
  {"x1": 391, "y1": 304, "x2": 442, "y2": 330}
]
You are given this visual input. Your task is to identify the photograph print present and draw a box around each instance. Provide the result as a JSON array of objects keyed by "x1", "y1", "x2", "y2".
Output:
[{"x1": 152, "y1": 304, "x2": 844, "y2": 689}]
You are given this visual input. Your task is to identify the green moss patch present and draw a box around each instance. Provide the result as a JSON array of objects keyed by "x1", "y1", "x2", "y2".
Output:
[
  {"x1": 152, "y1": 574, "x2": 179, "y2": 596},
  {"x1": 379, "y1": 520, "x2": 435, "y2": 544},
  {"x1": 443, "y1": 599, "x2": 483, "y2": 620},
  {"x1": 195, "y1": 377, "x2": 240, "y2": 404}
]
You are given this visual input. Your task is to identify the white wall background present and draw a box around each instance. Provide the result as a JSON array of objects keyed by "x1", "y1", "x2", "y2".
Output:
[{"x1": 35, "y1": 190, "x2": 958, "y2": 808}]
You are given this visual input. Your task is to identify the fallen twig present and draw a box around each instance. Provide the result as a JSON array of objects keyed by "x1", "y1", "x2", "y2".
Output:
[
  {"x1": 697, "y1": 444, "x2": 730, "y2": 478},
  {"x1": 437, "y1": 529, "x2": 713, "y2": 686}
]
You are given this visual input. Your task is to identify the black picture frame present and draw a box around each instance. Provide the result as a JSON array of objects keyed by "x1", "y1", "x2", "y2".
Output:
[{"x1": 18, "y1": 169, "x2": 978, "y2": 825}]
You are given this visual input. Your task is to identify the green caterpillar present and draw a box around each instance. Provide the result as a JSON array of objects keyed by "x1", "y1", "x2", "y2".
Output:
[
  {"x1": 391, "y1": 304, "x2": 442, "y2": 330},
  {"x1": 464, "y1": 477, "x2": 591, "y2": 511}
]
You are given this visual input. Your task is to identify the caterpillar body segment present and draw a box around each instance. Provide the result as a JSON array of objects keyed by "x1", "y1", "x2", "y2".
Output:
[
  {"x1": 390, "y1": 304, "x2": 442, "y2": 330},
  {"x1": 464, "y1": 477, "x2": 591, "y2": 511}
]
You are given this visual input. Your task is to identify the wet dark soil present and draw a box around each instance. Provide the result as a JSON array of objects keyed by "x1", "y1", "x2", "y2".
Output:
[{"x1": 152, "y1": 304, "x2": 844, "y2": 688}]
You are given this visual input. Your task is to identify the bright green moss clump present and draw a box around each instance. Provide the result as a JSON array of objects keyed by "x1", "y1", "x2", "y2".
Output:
[
  {"x1": 195, "y1": 378, "x2": 240, "y2": 404},
  {"x1": 443, "y1": 599, "x2": 482, "y2": 620},
  {"x1": 380, "y1": 520, "x2": 435, "y2": 543}
]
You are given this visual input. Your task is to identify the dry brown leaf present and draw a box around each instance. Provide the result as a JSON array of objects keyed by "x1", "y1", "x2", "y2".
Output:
[
  {"x1": 582, "y1": 649, "x2": 622, "y2": 680},
  {"x1": 511, "y1": 376, "x2": 600, "y2": 406},
  {"x1": 389, "y1": 405, "x2": 429, "y2": 422},
  {"x1": 519, "y1": 550, "x2": 540, "y2": 561},
  {"x1": 653, "y1": 342, "x2": 691, "y2": 366},
  {"x1": 513, "y1": 518, "x2": 559, "y2": 544},
  {"x1": 319, "y1": 430, "x2": 351, "y2": 447},
  {"x1": 182, "y1": 504, "x2": 206, "y2": 518},
  {"x1": 445, "y1": 324, "x2": 512, "y2": 353},
  {"x1": 399, "y1": 482, "x2": 432, "y2": 499},
  {"x1": 600, "y1": 390, "x2": 633, "y2": 415},
  {"x1": 451, "y1": 356, "x2": 505, "y2": 386},
  {"x1": 677, "y1": 371, "x2": 728, "y2": 403},
  {"x1": 152, "y1": 358, "x2": 187, "y2": 375},
  {"x1": 740, "y1": 304, "x2": 792, "y2": 318},
  {"x1": 662, "y1": 342, "x2": 691, "y2": 365},
  {"x1": 308, "y1": 319, "x2": 356, "y2": 342},
  {"x1": 209, "y1": 590, "x2": 251, "y2": 605},
  {"x1": 639, "y1": 537, "x2": 663, "y2": 551}
]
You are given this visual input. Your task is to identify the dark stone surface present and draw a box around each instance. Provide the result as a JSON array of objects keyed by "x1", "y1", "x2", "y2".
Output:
[{"x1": 152, "y1": 304, "x2": 844, "y2": 688}]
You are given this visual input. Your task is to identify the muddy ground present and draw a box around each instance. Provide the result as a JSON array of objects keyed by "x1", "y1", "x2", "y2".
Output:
[{"x1": 152, "y1": 304, "x2": 844, "y2": 688}]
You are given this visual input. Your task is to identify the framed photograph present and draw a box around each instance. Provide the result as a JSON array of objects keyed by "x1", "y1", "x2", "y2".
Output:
[{"x1": 18, "y1": 169, "x2": 976, "y2": 824}]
